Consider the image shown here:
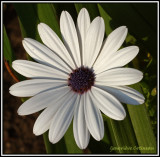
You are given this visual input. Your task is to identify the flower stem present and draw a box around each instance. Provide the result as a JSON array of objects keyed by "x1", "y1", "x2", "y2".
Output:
[{"x1": 4, "y1": 59, "x2": 19, "y2": 82}]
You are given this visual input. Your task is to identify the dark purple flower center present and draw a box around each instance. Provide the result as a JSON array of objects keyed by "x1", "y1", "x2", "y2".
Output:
[{"x1": 68, "y1": 66, "x2": 95, "y2": 94}]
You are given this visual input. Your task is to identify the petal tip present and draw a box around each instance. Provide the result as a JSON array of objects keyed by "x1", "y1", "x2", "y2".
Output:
[
  {"x1": 80, "y1": 144, "x2": 88, "y2": 150},
  {"x1": 142, "y1": 99, "x2": 145, "y2": 104},
  {"x1": 76, "y1": 141, "x2": 88, "y2": 150},
  {"x1": 22, "y1": 39, "x2": 28, "y2": 48},
  {"x1": 17, "y1": 106, "x2": 27, "y2": 116},
  {"x1": 81, "y1": 8, "x2": 87, "y2": 11},
  {"x1": 121, "y1": 111, "x2": 126, "y2": 120},
  {"x1": 12, "y1": 60, "x2": 17, "y2": 69},
  {"x1": 81, "y1": 8, "x2": 89, "y2": 15},
  {"x1": 49, "y1": 137, "x2": 57, "y2": 144},
  {"x1": 61, "y1": 10, "x2": 66, "y2": 17},
  {"x1": 22, "y1": 39, "x2": 25, "y2": 45},
  {"x1": 37, "y1": 23, "x2": 41, "y2": 29},
  {"x1": 114, "y1": 109, "x2": 126, "y2": 121},
  {"x1": 135, "y1": 46, "x2": 139, "y2": 51},
  {"x1": 12, "y1": 60, "x2": 22, "y2": 70},
  {"x1": 119, "y1": 26, "x2": 128, "y2": 33},
  {"x1": 139, "y1": 74, "x2": 144, "y2": 82},
  {"x1": 17, "y1": 109, "x2": 23, "y2": 116},
  {"x1": 132, "y1": 46, "x2": 139, "y2": 55},
  {"x1": 118, "y1": 114, "x2": 126, "y2": 121},
  {"x1": 23, "y1": 38, "x2": 33, "y2": 45},
  {"x1": 33, "y1": 127, "x2": 40, "y2": 136},
  {"x1": 9, "y1": 90, "x2": 15, "y2": 96},
  {"x1": 23, "y1": 37, "x2": 28, "y2": 41},
  {"x1": 122, "y1": 25, "x2": 127, "y2": 29},
  {"x1": 38, "y1": 22, "x2": 44, "y2": 26},
  {"x1": 139, "y1": 97, "x2": 145, "y2": 104},
  {"x1": 9, "y1": 84, "x2": 14, "y2": 91},
  {"x1": 124, "y1": 26, "x2": 128, "y2": 33},
  {"x1": 38, "y1": 22, "x2": 46, "y2": 29},
  {"x1": 95, "y1": 135, "x2": 103, "y2": 141}
]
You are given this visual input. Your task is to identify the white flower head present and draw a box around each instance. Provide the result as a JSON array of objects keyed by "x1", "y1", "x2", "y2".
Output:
[{"x1": 9, "y1": 8, "x2": 145, "y2": 149}]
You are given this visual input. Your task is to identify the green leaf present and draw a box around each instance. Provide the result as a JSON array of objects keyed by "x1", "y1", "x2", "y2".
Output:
[
  {"x1": 4, "y1": 25, "x2": 25, "y2": 81},
  {"x1": 13, "y1": 3, "x2": 40, "y2": 40},
  {"x1": 105, "y1": 110, "x2": 140, "y2": 154},
  {"x1": 35, "y1": 4, "x2": 61, "y2": 38},
  {"x1": 3, "y1": 25, "x2": 15, "y2": 66},
  {"x1": 97, "y1": 4, "x2": 112, "y2": 35},
  {"x1": 127, "y1": 84, "x2": 157, "y2": 154},
  {"x1": 13, "y1": 3, "x2": 40, "y2": 60}
]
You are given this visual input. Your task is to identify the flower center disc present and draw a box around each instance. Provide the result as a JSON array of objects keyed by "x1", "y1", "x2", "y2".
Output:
[{"x1": 68, "y1": 67, "x2": 95, "y2": 94}]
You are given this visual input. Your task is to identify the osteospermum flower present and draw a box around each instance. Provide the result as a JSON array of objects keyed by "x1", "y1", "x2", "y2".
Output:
[{"x1": 9, "y1": 8, "x2": 145, "y2": 149}]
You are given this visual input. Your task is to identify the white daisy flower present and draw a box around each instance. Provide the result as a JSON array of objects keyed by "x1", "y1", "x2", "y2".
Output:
[{"x1": 9, "y1": 8, "x2": 145, "y2": 149}]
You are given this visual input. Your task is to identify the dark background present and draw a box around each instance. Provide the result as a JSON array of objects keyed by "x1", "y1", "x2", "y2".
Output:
[{"x1": 3, "y1": 4, "x2": 46, "y2": 154}]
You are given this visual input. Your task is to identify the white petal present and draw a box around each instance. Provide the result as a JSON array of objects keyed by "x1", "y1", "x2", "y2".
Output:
[
  {"x1": 9, "y1": 79, "x2": 67, "y2": 97},
  {"x1": 60, "y1": 11, "x2": 81, "y2": 67},
  {"x1": 94, "y1": 46, "x2": 139, "y2": 74},
  {"x1": 84, "y1": 17, "x2": 105, "y2": 67},
  {"x1": 73, "y1": 94, "x2": 90, "y2": 149},
  {"x1": 38, "y1": 23, "x2": 76, "y2": 70},
  {"x1": 96, "y1": 85, "x2": 145, "y2": 105},
  {"x1": 91, "y1": 86, "x2": 126, "y2": 120},
  {"x1": 84, "y1": 91, "x2": 104, "y2": 141},
  {"x1": 33, "y1": 91, "x2": 72, "y2": 136},
  {"x1": 17, "y1": 86, "x2": 70, "y2": 115},
  {"x1": 94, "y1": 26, "x2": 128, "y2": 69},
  {"x1": 96, "y1": 68, "x2": 143, "y2": 86},
  {"x1": 77, "y1": 8, "x2": 90, "y2": 65},
  {"x1": 12, "y1": 60, "x2": 68, "y2": 79},
  {"x1": 49, "y1": 92, "x2": 79, "y2": 144},
  {"x1": 22, "y1": 38, "x2": 71, "y2": 73}
]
